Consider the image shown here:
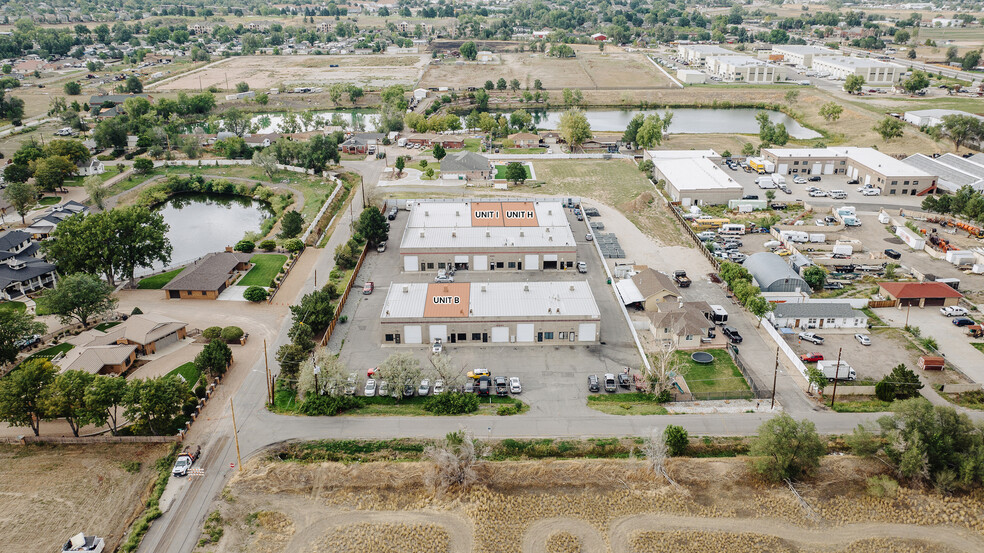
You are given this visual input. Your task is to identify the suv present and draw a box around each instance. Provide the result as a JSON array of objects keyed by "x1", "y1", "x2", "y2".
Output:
[
  {"x1": 577, "y1": 261, "x2": 587, "y2": 273},
  {"x1": 603, "y1": 373, "x2": 617, "y2": 393},
  {"x1": 799, "y1": 332, "x2": 824, "y2": 344},
  {"x1": 587, "y1": 374, "x2": 600, "y2": 392},
  {"x1": 953, "y1": 317, "x2": 975, "y2": 327},
  {"x1": 434, "y1": 269, "x2": 454, "y2": 283},
  {"x1": 387, "y1": 207, "x2": 398, "y2": 220},
  {"x1": 808, "y1": 176, "x2": 821, "y2": 182},
  {"x1": 884, "y1": 249, "x2": 901, "y2": 260},
  {"x1": 477, "y1": 376, "x2": 491, "y2": 396},
  {"x1": 941, "y1": 306, "x2": 968, "y2": 317},
  {"x1": 722, "y1": 326, "x2": 742, "y2": 343}
]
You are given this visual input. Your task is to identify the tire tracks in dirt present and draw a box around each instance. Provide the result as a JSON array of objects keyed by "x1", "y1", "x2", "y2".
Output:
[{"x1": 522, "y1": 517, "x2": 606, "y2": 553}]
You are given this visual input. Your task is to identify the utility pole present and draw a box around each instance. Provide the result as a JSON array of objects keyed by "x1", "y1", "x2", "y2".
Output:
[
  {"x1": 771, "y1": 346, "x2": 779, "y2": 409},
  {"x1": 313, "y1": 363, "x2": 321, "y2": 395},
  {"x1": 905, "y1": 302, "x2": 912, "y2": 328},
  {"x1": 830, "y1": 347, "x2": 843, "y2": 408},
  {"x1": 230, "y1": 399, "x2": 242, "y2": 472},
  {"x1": 264, "y1": 339, "x2": 272, "y2": 405},
  {"x1": 360, "y1": 174, "x2": 366, "y2": 208}
]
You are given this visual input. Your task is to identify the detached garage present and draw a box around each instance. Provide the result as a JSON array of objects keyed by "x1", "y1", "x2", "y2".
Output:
[
  {"x1": 379, "y1": 281, "x2": 601, "y2": 346},
  {"x1": 878, "y1": 281, "x2": 962, "y2": 308}
]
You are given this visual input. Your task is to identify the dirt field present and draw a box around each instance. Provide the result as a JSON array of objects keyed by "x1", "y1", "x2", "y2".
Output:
[
  {"x1": 419, "y1": 46, "x2": 674, "y2": 91},
  {"x1": 206, "y1": 455, "x2": 984, "y2": 553},
  {"x1": 0, "y1": 443, "x2": 168, "y2": 552},
  {"x1": 156, "y1": 55, "x2": 428, "y2": 91}
]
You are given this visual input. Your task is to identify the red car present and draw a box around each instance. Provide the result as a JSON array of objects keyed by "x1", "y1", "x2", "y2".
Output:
[
  {"x1": 799, "y1": 352, "x2": 824, "y2": 362},
  {"x1": 362, "y1": 281, "x2": 374, "y2": 295}
]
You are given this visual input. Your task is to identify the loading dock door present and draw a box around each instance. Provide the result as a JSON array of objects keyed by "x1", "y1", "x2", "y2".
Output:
[
  {"x1": 824, "y1": 163, "x2": 834, "y2": 175},
  {"x1": 524, "y1": 254, "x2": 539, "y2": 270},
  {"x1": 491, "y1": 326, "x2": 509, "y2": 343},
  {"x1": 777, "y1": 163, "x2": 788, "y2": 174},
  {"x1": 404, "y1": 325, "x2": 423, "y2": 344},
  {"x1": 577, "y1": 323, "x2": 597, "y2": 342},
  {"x1": 404, "y1": 256, "x2": 419, "y2": 272},
  {"x1": 542, "y1": 254, "x2": 558, "y2": 270},
  {"x1": 429, "y1": 325, "x2": 447, "y2": 342},
  {"x1": 516, "y1": 324, "x2": 534, "y2": 342},
  {"x1": 473, "y1": 255, "x2": 488, "y2": 271},
  {"x1": 811, "y1": 163, "x2": 821, "y2": 174}
]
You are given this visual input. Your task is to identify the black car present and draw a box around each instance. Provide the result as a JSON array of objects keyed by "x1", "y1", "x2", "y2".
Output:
[
  {"x1": 617, "y1": 372, "x2": 630, "y2": 388},
  {"x1": 884, "y1": 248, "x2": 902, "y2": 260},
  {"x1": 953, "y1": 317, "x2": 975, "y2": 327},
  {"x1": 808, "y1": 176, "x2": 822, "y2": 182},
  {"x1": 742, "y1": 194, "x2": 759, "y2": 200},
  {"x1": 587, "y1": 374, "x2": 600, "y2": 392},
  {"x1": 387, "y1": 207, "x2": 398, "y2": 220},
  {"x1": 722, "y1": 326, "x2": 743, "y2": 343},
  {"x1": 847, "y1": 179, "x2": 860, "y2": 185},
  {"x1": 477, "y1": 375, "x2": 491, "y2": 396},
  {"x1": 402, "y1": 381, "x2": 415, "y2": 398}
]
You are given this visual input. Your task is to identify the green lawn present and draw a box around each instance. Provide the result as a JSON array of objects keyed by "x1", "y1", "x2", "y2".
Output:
[
  {"x1": 63, "y1": 171, "x2": 116, "y2": 187},
  {"x1": 344, "y1": 395, "x2": 524, "y2": 416},
  {"x1": 587, "y1": 393, "x2": 669, "y2": 415},
  {"x1": 137, "y1": 268, "x2": 185, "y2": 289},
  {"x1": 24, "y1": 343, "x2": 74, "y2": 363},
  {"x1": 165, "y1": 362, "x2": 201, "y2": 386},
  {"x1": 0, "y1": 301, "x2": 27, "y2": 315},
  {"x1": 38, "y1": 196, "x2": 61, "y2": 206},
  {"x1": 94, "y1": 321, "x2": 121, "y2": 332},
  {"x1": 830, "y1": 397, "x2": 894, "y2": 413},
  {"x1": 675, "y1": 349, "x2": 750, "y2": 396},
  {"x1": 238, "y1": 254, "x2": 287, "y2": 286},
  {"x1": 529, "y1": 159, "x2": 652, "y2": 207},
  {"x1": 945, "y1": 390, "x2": 984, "y2": 411},
  {"x1": 502, "y1": 147, "x2": 545, "y2": 154},
  {"x1": 972, "y1": 343, "x2": 984, "y2": 355},
  {"x1": 494, "y1": 164, "x2": 532, "y2": 180}
]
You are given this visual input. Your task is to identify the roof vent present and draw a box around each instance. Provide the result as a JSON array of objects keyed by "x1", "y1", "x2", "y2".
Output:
[
  {"x1": 520, "y1": 231, "x2": 525, "y2": 237},
  {"x1": 548, "y1": 308, "x2": 552, "y2": 313},
  {"x1": 385, "y1": 310, "x2": 390, "y2": 316},
  {"x1": 455, "y1": 210, "x2": 460, "y2": 216},
  {"x1": 420, "y1": 231, "x2": 425, "y2": 238},
  {"x1": 452, "y1": 231, "x2": 456, "y2": 238},
  {"x1": 486, "y1": 230, "x2": 491, "y2": 237},
  {"x1": 402, "y1": 285, "x2": 409, "y2": 293},
  {"x1": 481, "y1": 285, "x2": 487, "y2": 292},
  {"x1": 425, "y1": 210, "x2": 429, "y2": 216},
  {"x1": 549, "y1": 236, "x2": 553, "y2": 242},
  {"x1": 570, "y1": 285, "x2": 575, "y2": 291},
  {"x1": 548, "y1": 209, "x2": 552, "y2": 215},
  {"x1": 556, "y1": 307, "x2": 560, "y2": 314},
  {"x1": 524, "y1": 284, "x2": 530, "y2": 291}
]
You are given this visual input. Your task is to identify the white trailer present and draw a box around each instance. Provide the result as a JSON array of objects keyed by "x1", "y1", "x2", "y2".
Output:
[
  {"x1": 818, "y1": 360, "x2": 856, "y2": 381},
  {"x1": 771, "y1": 173, "x2": 786, "y2": 186}
]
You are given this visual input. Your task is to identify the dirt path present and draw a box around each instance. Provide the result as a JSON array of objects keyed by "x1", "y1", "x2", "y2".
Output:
[
  {"x1": 286, "y1": 510, "x2": 474, "y2": 553},
  {"x1": 522, "y1": 518, "x2": 606, "y2": 553}
]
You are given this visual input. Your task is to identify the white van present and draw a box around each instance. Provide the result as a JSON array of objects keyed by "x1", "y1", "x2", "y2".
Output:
[
  {"x1": 829, "y1": 189, "x2": 847, "y2": 199},
  {"x1": 719, "y1": 224, "x2": 746, "y2": 236}
]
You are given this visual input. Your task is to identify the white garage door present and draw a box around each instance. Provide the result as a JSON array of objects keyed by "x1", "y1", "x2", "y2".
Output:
[
  {"x1": 680, "y1": 197, "x2": 692, "y2": 207},
  {"x1": 404, "y1": 325, "x2": 422, "y2": 344},
  {"x1": 850, "y1": 167, "x2": 859, "y2": 179},
  {"x1": 516, "y1": 324, "x2": 534, "y2": 342},
  {"x1": 403, "y1": 256, "x2": 418, "y2": 272},
  {"x1": 454, "y1": 255, "x2": 468, "y2": 263},
  {"x1": 577, "y1": 323, "x2": 597, "y2": 342},
  {"x1": 473, "y1": 255, "x2": 488, "y2": 271},
  {"x1": 491, "y1": 326, "x2": 509, "y2": 343},
  {"x1": 864, "y1": 174, "x2": 871, "y2": 185},
  {"x1": 777, "y1": 163, "x2": 788, "y2": 174},
  {"x1": 524, "y1": 254, "x2": 539, "y2": 270},
  {"x1": 429, "y1": 325, "x2": 447, "y2": 342},
  {"x1": 155, "y1": 331, "x2": 180, "y2": 350},
  {"x1": 824, "y1": 163, "x2": 834, "y2": 175},
  {"x1": 543, "y1": 254, "x2": 558, "y2": 262},
  {"x1": 811, "y1": 163, "x2": 821, "y2": 174}
]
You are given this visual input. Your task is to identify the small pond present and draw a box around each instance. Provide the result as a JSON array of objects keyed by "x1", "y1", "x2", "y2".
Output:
[{"x1": 144, "y1": 193, "x2": 274, "y2": 275}]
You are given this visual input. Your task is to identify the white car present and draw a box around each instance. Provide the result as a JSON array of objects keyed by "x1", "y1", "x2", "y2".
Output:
[
  {"x1": 857, "y1": 185, "x2": 874, "y2": 192},
  {"x1": 418, "y1": 379, "x2": 430, "y2": 396},
  {"x1": 433, "y1": 379, "x2": 445, "y2": 394},
  {"x1": 432, "y1": 338, "x2": 443, "y2": 353},
  {"x1": 854, "y1": 334, "x2": 871, "y2": 346},
  {"x1": 862, "y1": 188, "x2": 881, "y2": 196},
  {"x1": 809, "y1": 190, "x2": 827, "y2": 197},
  {"x1": 940, "y1": 306, "x2": 968, "y2": 317},
  {"x1": 697, "y1": 231, "x2": 716, "y2": 241},
  {"x1": 509, "y1": 376, "x2": 522, "y2": 394},
  {"x1": 364, "y1": 378, "x2": 377, "y2": 397},
  {"x1": 793, "y1": 176, "x2": 807, "y2": 184}
]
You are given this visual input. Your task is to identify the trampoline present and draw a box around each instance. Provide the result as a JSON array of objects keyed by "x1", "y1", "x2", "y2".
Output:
[{"x1": 691, "y1": 352, "x2": 714, "y2": 364}]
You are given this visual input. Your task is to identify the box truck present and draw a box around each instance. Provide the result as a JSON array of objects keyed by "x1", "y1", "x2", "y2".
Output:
[
  {"x1": 756, "y1": 176, "x2": 777, "y2": 189},
  {"x1": 771, "y1": 173, "x2": 786, "y2": 187},
  {"x1": 817, "y1": 360, "x2": 856, "y2": 381}
]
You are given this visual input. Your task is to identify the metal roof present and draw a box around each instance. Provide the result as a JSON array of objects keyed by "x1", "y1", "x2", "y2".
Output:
[
  {"x1": 902, "y1": 154, "x2": 984, "y2": 192},
  {"x1": 812, "y1": 55, "x2": 901, "y2": 69},
  {"x1": 405, "y1": 199, "x2": 570, "y2": 228},
  {"x1": 712, "y1": 55, "x2": 767, "y2": 67},
  {"x1": 744, "y1": 252, "x2": 810, "y2": 294},
  {"x1": 772, "y1": 302, "x2": 865, "y2": 320},
  {"x1": 772, "y1": 45, "x2": 836, "y2": 55},
  {"x1": 656, "y1": 158, "x2": 743, "y2": 192},
  {"x1": 381, "y1": 281, "x2": 600, "y2": 319},
  {"x1": 831, "y1": 147, "x2": 933, "y2": 178},
  {"x1": 400, "y1": 226, "x2": 576, "y2": 250}
]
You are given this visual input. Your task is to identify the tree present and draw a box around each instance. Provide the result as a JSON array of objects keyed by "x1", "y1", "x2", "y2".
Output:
[
  {"x1": 84, "y1": 175, "x2": 109, "y2": 210},
  {"x1": 784, "y1": 89, "x2": 800, "y2": 105},
  {"x1": 124, "y1": 75, "x2": 143, "y2": 93},
  {"x1": 874, "y1": 117, "x2": 904, "y2": 141},
  {"x1": 109, "y1": 206, "x2": 173, "y2": 287},
  {"x1": 85, "y1": 375, "x2": 128, "y2": 435},
  {"x1": 806, "y1": 366, "x2": 828, "y2": 395},
  {"x1": 35, "y1": 273, "x2": 118, "y2": 326},
  {"x1": 750, "y1": 413, "x2": 825, "y2": 482},
  {"x1": 235, "y1": 239, "x2": 255, "y2": 253},
  {"x1": 844, "y1": 74, "x2": 865, "y2": 94},
  {"x1": 623, "y1": 113, "x2": 644, "y2": 145},
  {"x1": 3, "y1": 180, "x2": 37, "y2": 224},
  {"x1": 882, "y1": 363, "x2": 923, "y2": 400},
  {"x1": 664, "y1": 425, "x2": 689, "y2": 456},
  {"x1": 195, "y1": 339, "x2": 233, "y2": 379},
  {"x1": 31, "y1": 155, "x2": 76, "y2": 192},
  {"x1": 290, "y1": 288, "x2": 336, "y2": 333},
  {"x1": 961, "y1": 49, "x2": 981, "y2": 72},
  {"x1": 636, "y1": 113, "x2": 672, "y2": 148},
  {"x1": 644, "y1": 342, "x2": 687, "y2": 396},
  {"x1": 424, "y1": 430, "x2": 485, "y2": 492},
  {"x1": 220, "y1": 107, "x2": 255, "y2": 137},
  {"x1": 746, "y1": 295, "x2": 774, "y2": 326},
  {"x1": 64, "y1": 81, "x2": 82, "y2": 95},
  {"x1": 459, "y1": 41, "x2": 477, "y2": 61},
  {"x1": 0, "y1": 309, "x2": 46, "y2": 366},
  {"x1": 483, "y1": 80, "x2": 494, "y2": 90},
  {"x1": 379, "y1": 352, "x2": 421, "y2": 404},
  {"x1": 93, "y1": 117, "x2": 129, "y2": 150},
  {"x1": 354, "y1": 206, "x2": 388, "y2": 246},
  {"x1": 819, "y1": 102, "x2": 843, "y2": 122},
  {"x1": 124, "y1": 376, "x2": 190, "y2": 435},
  {"x1": 235, "y1": 81, "x2": 249, "y2": 93},
  {"x1": 894, "y1": 30, "x2": 911, "y2": 44},
  {"x1": 0, "y1": 359, "x2": 57, "y2": 436},
  {"x1": 133, "y1": 157, "x2": 154, "y2": 175},
  {"x1": 901, "y1": 70, "x2": 930, "y2": 94},
  {"x1": 802, "y1": 266, "x2": 827, "y2": 291},
  {"x1": 395, "y1": 156, "x2": 405, "y2": 176},
  {"x1": 941, "y1": 114, "x2": 982, "y2": 152},
  {"x1": 42, "y1": 370, "x2": 95, "y2": 436},
  {"x1": 741, "y1": 142, "x2": 756, "y2": 156},
  {"x1": 253, "y1": 149, "x2": 279, "y2": 179},
  {"x1": 496, "y1": 78, "x2": 507, "y2": 90},
  {"x1": 432, "y1": 143, "x2": 446, "y2": 160},
  {"x1": 907, "y1": 49, "x2": 917, "y2": 60},
  {"x1": 558, "y1": 108, "x2": 592, "y2": 151},
  {"x1": 504, "y1": 162, "x2": 528, "y2": 186},
  {"x1": 278, "y1": 210, "x2": 304, "y2": 239},
  {"x1": 243, "y1": 285, "x2": 269, "y2": 302},
  {"x1": 4, "y1": 162, "x2": 32, "y2": 184},
  {"x1": 534, "y1": 79, "x2": 543, "y2": 90}
]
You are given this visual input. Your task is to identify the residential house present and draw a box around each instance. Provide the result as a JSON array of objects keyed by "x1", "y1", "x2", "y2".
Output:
[
  {"x1": 440, "y1": 151, "x2": 492, "y2": 181},
  {"x1": 405, "y1": 133, "x2": 465, "y2": 149},
  {"x1": 767, "y1": 302, "x2": 868, "y2": 330},
  {"x1": 647, "y1": 301, "x2": 723, "y2": 350},
  {"x1": 243, "y1": 133, "x2": 280, "y2": 148},
  {"x1": 69, "y1": 313, "x2": 188, "y2": 355},
  {"x1": 615, "y1": 268, "x2": 681, "y2": 311},
  {"x1": 339, "y1": 132, "x2": 384, "y2": 154},
  {"x1": 25, "y1": 201, "x2": 89, "y2": 239},
  {"x1": 57, "y1": 344, "x2": 138, "y2": 375},
  {"x1": 162, "y1": 251, "x2": 253, "y2": 299},
  {"x1": 878, "y1": 281, "x2": 962, "y2": 307},
  {"x1": 89, "y1": 94, "x2": 152, "y2": 118},
  {"x1": 0, "y1": 230, "x2": 57, "y2": 300},
  {"x1": 316, "y1": 21, "x2": 333, "y2": 33},
  {"x1": 507, "y1": 132, "x2": 541, "y2": 148},
  {"x1": 76, "y1": 159, "x2": 105, "y2": 177}
]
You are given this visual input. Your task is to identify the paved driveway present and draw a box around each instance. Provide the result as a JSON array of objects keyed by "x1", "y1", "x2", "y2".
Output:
[{"x1": 876, "y1": 305, "x2": 984, "y2": 383}]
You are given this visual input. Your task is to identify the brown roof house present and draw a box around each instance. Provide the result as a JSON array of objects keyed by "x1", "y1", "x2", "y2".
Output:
[
  {"x1": 507, "y1": 132, "x2": 541, "y2": 148},
  {"x1": 68, "y1": 313, "x2": 188, "y2": 356},
  {"x1": 163, "y1": 251, "x2": 253, "y2": 299},
  {"x1": 616, "y1": 268, "x2": 681, "y2": 311},
  {"x1": 878, "y1": 281, "x2": 962, "y2": 308},
  {"x1": 647, "y1": 301, "x2": 723, "y2": 350},
  {"x1": 57, "y1": 344, "x2": 138, "y2": 375}
]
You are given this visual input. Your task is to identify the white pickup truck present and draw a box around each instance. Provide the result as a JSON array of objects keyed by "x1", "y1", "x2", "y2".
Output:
[{"x1": 171, "y1": 445, "x2": 201, "y2": 477}]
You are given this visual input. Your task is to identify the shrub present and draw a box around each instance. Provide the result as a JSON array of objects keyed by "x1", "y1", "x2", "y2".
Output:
[
  {"x1": 423, "y1": 392, "x2": 480, "y2": 415},
  {"x1": 131, "y1": 307, "x2": 143, "y2": 315},
  {"x1": 875, "y1": 380, "x2": 896, "y2": 402},
  {"x1": 243, "y1": 286, "x2": 268, "y2": 302},
  {"x1": 283, "y1": 238, "x2": 304, "y2": 253},
  {"x1": 203, "y1": 326, "x2": 222, "y2": 340},
  {"x1": 497, "y1": 405, "x2": 518, "y2": 416},
  {"x1": 664, "y1": 425, "x2": 689, "y2": 456},
  {"x1": 867, "y1": 475, "x2": 899, "y2": 498},
  {"x1": 749, "y1": 413, "x2": 825, "y2": 482},
  {"x1": 259, "y1": 239, "x2": 276, "y2": 251},
  {"x1": 299, "y1": 395, "x2": 361, "y2": 416},
  {"x1": 220, "y1": 326, "x2": 244, "y2": 342},
  {"x1": 194, "y1": 384, "x2": 207, "y2": 399},
  {"x1": 234, "y1": 239, "x2": 255, "y2": 253}
]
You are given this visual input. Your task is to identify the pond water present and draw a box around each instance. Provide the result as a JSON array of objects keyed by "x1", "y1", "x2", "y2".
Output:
[
  {"x1": 242, "y1": 107, "x2": 819, "y2": 139},
  {"x1": 145, "y1": 194, "x2": 274, "y2": 274}
]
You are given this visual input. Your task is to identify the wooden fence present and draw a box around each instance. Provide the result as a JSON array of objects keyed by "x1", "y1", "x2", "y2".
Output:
[
  {"x1": 867, "y1": 300, "x2": 897, "y2": 308},
  {"x1": 320, "y1": 244, "x2": 369, "y2": 346}
]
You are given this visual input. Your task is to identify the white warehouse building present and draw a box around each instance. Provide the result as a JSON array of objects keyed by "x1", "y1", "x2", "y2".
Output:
[
  {"x1": 810, "y1": 56, "x2": 903, "y2": 86},
  {"x1": 706, "y1": 56, "x2": 777, "y2": 83},
  {"x1": 677, "y1": 44, "x2": 733, "y2": 66},
  {"x1": 772, "y1": 45, "x2": 837, "y2": 66},
  {"x1": 650, "y1": 152, "x2": 743, "y2": 206}
]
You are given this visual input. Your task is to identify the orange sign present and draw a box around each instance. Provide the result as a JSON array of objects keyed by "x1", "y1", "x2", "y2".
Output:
[
  {"x1": 470, "y1": 201, "x2": 537, "y2": 227},
  {"x1": 423, "y1": 283, "x2": 470, "y2": 318}
]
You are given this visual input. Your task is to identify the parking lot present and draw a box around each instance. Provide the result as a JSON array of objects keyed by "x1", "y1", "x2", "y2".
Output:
[{"x1": 328, "y1": 202, "x2": 643, "y2": 416}]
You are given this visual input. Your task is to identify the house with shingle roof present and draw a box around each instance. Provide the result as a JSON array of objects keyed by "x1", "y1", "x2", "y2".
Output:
[
  {"x1": 440, "y1": 151, "x2": 492, "y2": 181},
  {"x1": 162, "y1": 251, "x2": 253, "y2": 299},
  {"x1": 647, "y1": 301, "x2": 722, "y2": 350},
  {"x1": 0, "y1": 230, "x2": 57, "y2": 300}
]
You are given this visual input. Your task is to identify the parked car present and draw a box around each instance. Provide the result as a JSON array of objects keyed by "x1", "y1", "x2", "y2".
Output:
[
  {"x1": 387, "y1": 207, "x2": 398, "y2": 220},
  {"x1": 884, "y1": 249, "x2": 902, "y2": 260},
  {"x1": 577, "y1": 261, "x2": 587, "y2": 273},
  {"x1": 463, "y1": 381, "x2": 474, "y2": 394},
  {"x1": 403, "y1": 380, "x2": 415, "y2": 398},
  {"x1": 855, "y1": 333, "x2": 871, "y2": 346},
  {"x1": 617, "y1": 372, "x2": 631, "y2": 388},
  {"x1": 953, "y1": 317, "x2": 975, "y2": 327},
  {"x1": 697, "y1": 231, "x2": 716, "y2": 241},
  {"x1": 494, "y1": 376, "x2": 509, "y2": 396},
  {"x1": 418, "y1": 379, "x2": 431, "y2": 396},
  {"x1": 376, "y1": 241, "x2": 386, "y2": 253},
  {"x1": 432, "y1": 338, "x2": 443, "y2": 354},
  {"x1": 780, "y1": 185, "x2": 792, "y2": 194},
  {"x1": 800, "y1": 352, "x2": 824, "y2": 362},
  {"x1": 433, "y1": 379, "x2": 445, "y2": 394},
  {"x1": 467, "y1": 368, "x2": 491, "y2": 379},
  {"x1": 588, "y1": 374, "x2": 600, "y2": 392},
  {"x1": 799, "y1": 332, "x2": 824, "y2": 344},
  {"x1": 364, "y1": 378, "x2": 377, "y2": 397},
  {"x1": 362, "y1": 281, "x2": 374, "y2": 295},
  {"x1": 847, "y1": 179, "x2": 860, "y2": 185},
  {"x1": 809, "y1": 190, "x2": 827, "y2": 197},
  {"x1": 862, "y1": 188, "x2": 881, "y2": 196},
  {"x1": 435, "y1": 270, "x2": 454, "y2": 283},
  {"x1": 808, "y1": 176, "x2": 822, "y2": 182},
  {"x1": 509, "y1": 376, "x2": 522, "y2": 394},
  {"x1": 603, "y1": 373, "x2": 617, "y2": 392},
  {"x1": 344, "y1": 373, "x2": 357, "y2": 395},
  {"x1": 793, "y1": 176, "x2": 807, "y2": 184},
  {"x1": 742, "y1": 194, "x2": 759, "y2": 200},
  {"x1": 585, "y1": 233, "x2": 593, "y2": 241},
  {"x1": 941, "y1": 306, "x2": 969, "y2": 317},
  {"x1": 722, "y1": 326, "x2": 742, "y2": 343},
  {"x1": 476, "y1": 376, "x2": 491, "y2": 396},
  {"x1": 13, "y1": 334, "x2": 40, "y2": 350},
  {"x1": 378, "y1": 380, "x2": 389, "y2": 397}
]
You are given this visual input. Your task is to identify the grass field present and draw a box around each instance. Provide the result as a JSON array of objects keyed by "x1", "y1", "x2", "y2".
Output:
[
  {"x1": 37, "y1": 196, "x2": 61, "y2": 206},
  {"x1": 586, "y1": 393, "x2": 669, "y2": 415},
  {"x1": 137, "y1": 268, "x2": 184, "y2": 289},
  {"x1": 830, "y1": 397, "x2": 894, "y2": 413},
  {"x1": 24, "y1": 343, "x2": 74, "y2": 363},
  {"x1": 63, "y1": 171, "x2": 116, "y2": 187},
  {"x1": 165, "y1": 362, "x2": 201, "y2": 386},
  {"x1": 918, "y1": 27, "x2": 984, "y2": 44},
  {"x1": 94, "y1": 321, "x2": 121, "y2": 332},
  {"x1": 675, "y1": 349, "x2": 750, "y2": 395},
  {"x1": 522, "y1": 159, "x2": 651, "y2": 207},
  {"x1": 0, "y1": 301, "x2": 26, "y2": 315},
  {"x1": 238, "y1": 254, "x2": 287, "y2": 286},
  {"x1": 494, "y1": 163, "x2": 532, "y2": 179}
]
